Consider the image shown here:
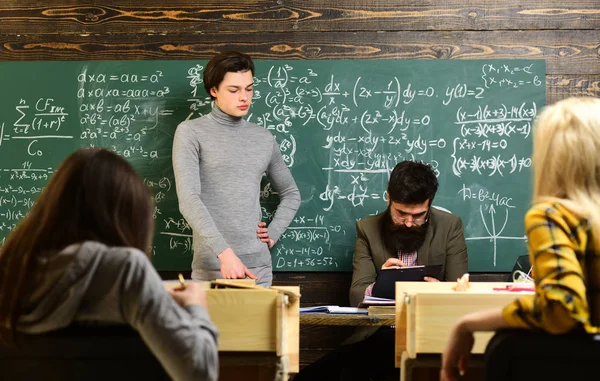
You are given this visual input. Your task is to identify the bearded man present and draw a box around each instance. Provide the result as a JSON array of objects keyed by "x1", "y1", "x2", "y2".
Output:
[
  {"x1": 350, "y1": 160, "x2": 468, "y2": 306},
  {"x1": 294, "y1": 160, "x2": 468, "y2": 381}
]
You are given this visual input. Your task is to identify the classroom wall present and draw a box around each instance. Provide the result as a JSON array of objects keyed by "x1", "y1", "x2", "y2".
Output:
[{"x1": 2, "y1": 0, "x2": 598, "y2": 369}]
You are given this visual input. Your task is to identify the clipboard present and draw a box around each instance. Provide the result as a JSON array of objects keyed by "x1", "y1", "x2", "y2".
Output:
[{"x1": 371, "y1": 264, "x2": 443, "y2": 299}]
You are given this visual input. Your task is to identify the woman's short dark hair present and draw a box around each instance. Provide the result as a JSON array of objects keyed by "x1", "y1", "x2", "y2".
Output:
[
  {"x1": 203, "y1": 51, "x2": 255, "y2": 99},
  {"x1": 387, "y1": 161, "x2": 438, "y2": 205}
]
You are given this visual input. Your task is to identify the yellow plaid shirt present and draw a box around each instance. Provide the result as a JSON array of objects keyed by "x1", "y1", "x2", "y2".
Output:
[{"x1": 503, "y1": 202, "x2": 600, "y2": 334}]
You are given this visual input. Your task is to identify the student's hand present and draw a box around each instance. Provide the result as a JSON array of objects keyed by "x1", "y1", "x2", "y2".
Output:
[
  {"x1": 257, "y1": 222, "x2": 275, "y2": 248},
  {"x1": 382, "y1": 258, "x2": 406, "y2": 270},
  {"x1": 424, "y1": 276, "x2": 440, "y2": 282},
  {"x1": 452, "y1": 273, "x2": 470, "y2": 291},
  {"x1": 441, "y1": 318, "x2": 475, "y2": 381},
  {"x1": 218, "y1": 248, "x2": 258, "y2": 280},
  {"x1": 169, "y1": 282, "x2": 208, "y2": 309}
]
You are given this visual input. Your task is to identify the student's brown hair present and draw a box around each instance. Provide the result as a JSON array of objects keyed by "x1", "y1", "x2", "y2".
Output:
[
  {"x1": 203, "y1": 51, "x2": 254, "y2": 100},
  {"x1": 0, "y1": 148, "x2": 154, "y2": 343}
]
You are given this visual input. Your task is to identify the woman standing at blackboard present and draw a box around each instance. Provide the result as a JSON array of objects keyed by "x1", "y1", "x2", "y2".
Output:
[{"x1": 172, "y1": 51, "x2": 300, "y2": 287}]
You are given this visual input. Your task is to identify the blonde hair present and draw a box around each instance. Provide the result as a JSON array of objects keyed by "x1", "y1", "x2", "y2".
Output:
[{"x1": 532, "y1": 96, "x2": 600, "y2": 247}]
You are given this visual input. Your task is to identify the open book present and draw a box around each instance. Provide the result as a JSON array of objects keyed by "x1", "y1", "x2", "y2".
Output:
[{"x1": 299, "y1": 305, "x2": 368, "y2": 315}]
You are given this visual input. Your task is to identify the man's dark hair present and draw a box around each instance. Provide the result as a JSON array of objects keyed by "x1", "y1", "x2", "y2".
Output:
[
  {"x1": 203, "y1": 51, "x2": 255, "y2": 100},
  {"x1": 387, "y1": 161, "x2": 438, "y2": 205}
]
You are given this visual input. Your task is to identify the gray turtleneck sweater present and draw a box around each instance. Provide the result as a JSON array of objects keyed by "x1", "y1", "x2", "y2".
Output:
[{"x1": 172, "y1": 106, "x2": 301, "y2": 272}]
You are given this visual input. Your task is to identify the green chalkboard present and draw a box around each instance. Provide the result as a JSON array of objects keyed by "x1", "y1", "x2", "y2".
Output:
[{"x1": 0, "y1": 59, "x2": 545, "y2": 272}]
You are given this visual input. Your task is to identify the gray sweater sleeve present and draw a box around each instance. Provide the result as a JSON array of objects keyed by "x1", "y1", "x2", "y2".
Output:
[
  {"x1": 172, "y1": 123, "x2": 230, "y2": 256},
  {"x1": 264, "y1": 139, "x2": 301, "y2": 242},
  {"x1": 119, "y1": 251, "x2": 219, "y2": 381}
]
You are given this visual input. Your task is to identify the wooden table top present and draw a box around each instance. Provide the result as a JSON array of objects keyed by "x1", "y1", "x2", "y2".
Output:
[{"x1": 300, "y1": 312, "x2": 395, "y2": 326}]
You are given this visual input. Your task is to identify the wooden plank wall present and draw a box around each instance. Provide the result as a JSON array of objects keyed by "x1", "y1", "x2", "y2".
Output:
[{"x1": 2, "y1": 0, "x2": 598, "y2": 373}]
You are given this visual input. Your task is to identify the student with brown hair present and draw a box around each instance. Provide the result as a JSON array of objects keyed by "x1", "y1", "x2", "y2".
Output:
[
  {"x1": 442, "y1": 97, "x2": 600, "y2": 381},
  {"x1": 0, "y1": 148, "x2": 219, "y2": 381},
  {"x1": 173, "y1": 51, "x2": 300, "y2": 286}
]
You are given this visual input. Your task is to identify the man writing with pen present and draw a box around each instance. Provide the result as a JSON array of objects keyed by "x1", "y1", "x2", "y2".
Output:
[
  {"x1": 350, "y1": 160, "x2": 469, "y2": 303},
  {"x1": 294, "y1": 160, "x2": 468, "y2": 381}
]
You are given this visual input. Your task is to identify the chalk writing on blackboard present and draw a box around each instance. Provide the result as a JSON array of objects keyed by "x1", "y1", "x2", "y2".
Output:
[{"x1": 0, "y1": 59, "x2": 545, "y2": 271}]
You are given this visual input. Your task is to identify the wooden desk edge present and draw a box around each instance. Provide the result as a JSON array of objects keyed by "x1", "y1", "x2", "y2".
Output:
[
  {"x1": 394, "y1": 282, "x2": 527, "y2": 367},
  {"x1": 300, "y1": 312, "x2": 395, "y2": 326}
]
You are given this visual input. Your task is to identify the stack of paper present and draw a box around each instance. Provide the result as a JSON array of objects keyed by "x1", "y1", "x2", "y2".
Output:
[
  {"x1": 367, "y1": 305, "x2": 395, "y2": 317},
  {"x1": 358, "y1": 295, "x2": 396, "y2": 307},
  {"x1": 299, "y1": 305, "x2": 368, "y2": 314}
]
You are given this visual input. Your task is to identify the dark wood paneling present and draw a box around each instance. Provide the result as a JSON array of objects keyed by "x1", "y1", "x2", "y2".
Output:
[
  {"x1": 0, "y1": 31, "x2": 597, "y2": 76},
  {"x1": 469, "y1": 273, "x2": 510, "y2": 282},
  {"x1": 299, "y1": 324, "x2": 356, "y2": 347},
  {"x1": 0, "y1": 1, "x2": 598, "y2": 34},
  {"x1": 298, "y1": 325, "x2": 355, "y2": 368},
  {"x1": 273, "y1": 272, "x2": 352, "y2": 306},
  {"x1": 160, "y1": 271, "x2": 191, "y2": 281},
  {"x1": 547, "y1": 74, "x2": 600, "y2": 103}
]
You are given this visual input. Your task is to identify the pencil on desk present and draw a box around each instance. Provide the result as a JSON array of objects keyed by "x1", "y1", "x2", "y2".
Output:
[{"x1": 178, "y1": 273, "x2": 186, "y2": 290}]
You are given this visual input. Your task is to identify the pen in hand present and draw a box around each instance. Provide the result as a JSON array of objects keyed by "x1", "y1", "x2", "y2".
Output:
[
  {"x1": 169, "y1": 276, "x2": 208, "y2": 309},
  {"x1": 381, "y1": 258, "x2": 406, "y2": 270},
  {"x1": 178, "y1": 273, "x2": 186, "y2": 290}
]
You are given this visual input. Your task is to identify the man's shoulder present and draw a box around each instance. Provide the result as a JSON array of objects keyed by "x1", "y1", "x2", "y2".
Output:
[
  {"x1": 175, "y1": 115, "x2": 212, "y2": 136},
  {"x1": 179, "y1": 114, "x2": 211, "y2": 127},
  {"x1": 430, "y1": 207, "x2": 462, "y2": 228},
  {"x1": 357, "y1": 211, "x2": 386, "y2": 232}
]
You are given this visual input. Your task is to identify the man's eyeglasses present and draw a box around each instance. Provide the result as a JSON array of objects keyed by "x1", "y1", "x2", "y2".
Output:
[{"x1": 391, "y1": 210, "x2": 430, "y2": 227}]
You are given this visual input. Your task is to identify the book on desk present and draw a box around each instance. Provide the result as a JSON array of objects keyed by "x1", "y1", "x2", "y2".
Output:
[
  {"x1": 299, "y1": 306, "x2": 368, "y2": 315},
  {"x1": 358, "y1": 295, "x2": 396, "y2": 308},
  {"x1": 367, "y1": 305, "x2": 396, "y2": 317}
]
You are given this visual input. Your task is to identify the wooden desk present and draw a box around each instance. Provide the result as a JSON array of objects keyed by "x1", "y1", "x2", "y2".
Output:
[
  {"x1": 301, "y1": 312, "x2": 394, "y2": 326},
  {"x1": 165, "y1": 281, "x2": 300, "y2": 381},
  {"x1": 299, "y1": 311, "x2": 396, "y2": 377},
  {"x1": 394, "y1": 282, "x2": 532, "y2": 381}
]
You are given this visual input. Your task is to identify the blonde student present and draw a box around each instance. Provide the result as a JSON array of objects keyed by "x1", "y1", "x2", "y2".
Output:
[
  {"x1": 441, "y1": 97, "x2": 600, "y2": 380},
  {"x1": 0, "y1": 148, "x2": 219, "y2": 381}
]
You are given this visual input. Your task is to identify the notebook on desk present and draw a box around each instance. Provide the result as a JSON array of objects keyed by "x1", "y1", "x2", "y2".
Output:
[
  {"x1": 299, "y1": 306, "x2": 368, "y2": 315},
  {"x1": 358, "y1": 295, "x2": 396, "y2": 307},
  {"x1": 371, "y1": 264, "x2": 443, "y2": 300}
]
